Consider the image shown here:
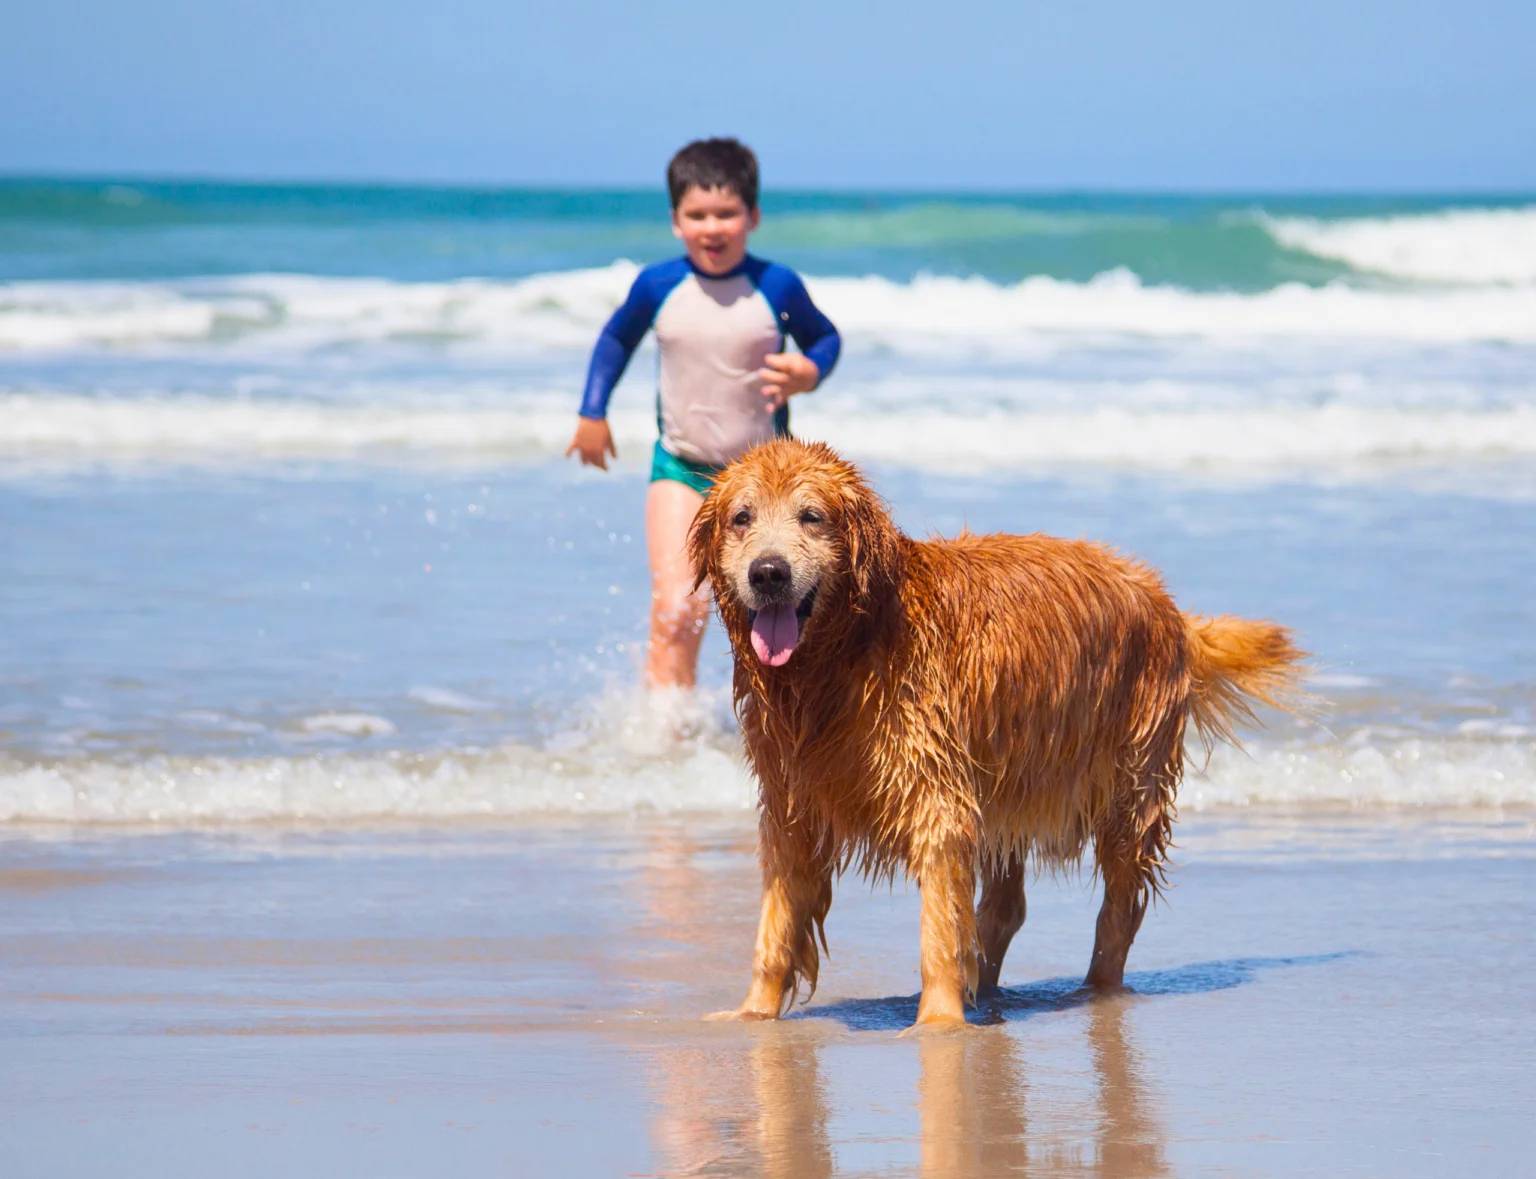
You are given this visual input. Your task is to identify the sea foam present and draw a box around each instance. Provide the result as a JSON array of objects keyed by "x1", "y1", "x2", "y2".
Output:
[
  {"x1": 1, "y1": 733, "x2": 1530, "y2": 827},
  {"x1": 1261, "y1": 206, "x2": 1536, "y2": 285},
  {"x1": 3, "y1": 264, "x2": 1535, "y2": 356},
  {"x1": 6, "y1": 392, "x2": 1536, "y2": 475}
]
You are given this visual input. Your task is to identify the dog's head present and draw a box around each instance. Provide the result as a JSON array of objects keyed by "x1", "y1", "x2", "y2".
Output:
[{"x1": 689, "y1": 439, "x2": 901, "y2": 667}]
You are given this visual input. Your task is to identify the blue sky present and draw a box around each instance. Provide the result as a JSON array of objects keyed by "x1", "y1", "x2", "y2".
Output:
[{"x1": 3, "y1": 0, "x2": 1531, "y2": 189}]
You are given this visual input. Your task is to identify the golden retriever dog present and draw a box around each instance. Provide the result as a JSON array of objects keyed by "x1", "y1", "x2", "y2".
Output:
[{"x1": 689, "y1": 438, "x2": 1305, "y2": 1030}]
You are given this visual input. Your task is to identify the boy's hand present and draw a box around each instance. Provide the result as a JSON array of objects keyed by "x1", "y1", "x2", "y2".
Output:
[
  {"x1": 758, "y1": 353, "x2": 820, "y2": 412},
  {"x1": 565, "y1": 416, "x2": 618, "y2": 470}
]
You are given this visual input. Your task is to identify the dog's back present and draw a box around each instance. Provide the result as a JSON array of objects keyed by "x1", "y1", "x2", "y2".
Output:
[{"x1": 876, "y1": 531, "x2": 1197, "y2": 867}]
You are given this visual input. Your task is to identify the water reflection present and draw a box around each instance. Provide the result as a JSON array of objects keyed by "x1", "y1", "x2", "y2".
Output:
[
  {"x1": 752, "y1": 1028, "x2": 834, "y2": 1179},
  {"x1": 643, "y1": 1024, "x2": 832, "y2": 1178},
  {"x1": 915, "y1": 997, "x2": 1167, "y2": 1178},
  {"x1": 917, "y1": 1028, "x2": 1030, "y2": 1175},
  {"x1": 643, "y1": 997, "x2": 1168, "y2": 1177},
  {"x1": 1084, "y1": 998, "x2": 1169, "y2": 1179}
]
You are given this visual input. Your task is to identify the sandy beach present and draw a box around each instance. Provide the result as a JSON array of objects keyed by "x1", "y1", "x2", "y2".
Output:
[{"x1": 3, "y1": 809, "x2": 1531, "y2": 1177}]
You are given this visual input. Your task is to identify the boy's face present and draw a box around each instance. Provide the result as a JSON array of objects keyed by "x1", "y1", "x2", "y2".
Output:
[{"x1": 672, "y1": 186, "x2": 759, "y2": 276}]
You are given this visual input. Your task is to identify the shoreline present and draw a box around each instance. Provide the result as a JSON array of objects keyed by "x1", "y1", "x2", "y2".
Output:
[
  {"x1": 1, "y1": 799, "x2": 1532, "y2": 841},
  {"x1": 3, "y1": 806, "x2": 1531, "y2": 1176}
]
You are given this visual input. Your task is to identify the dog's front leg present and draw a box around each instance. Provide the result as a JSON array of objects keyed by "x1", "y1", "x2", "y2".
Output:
[
  {"x1": 708, "y1": 818, "x2": 832, "y2": 1021},
  {"x1": 911, "y1": 834, "x2": 979, "y2": 1030}
]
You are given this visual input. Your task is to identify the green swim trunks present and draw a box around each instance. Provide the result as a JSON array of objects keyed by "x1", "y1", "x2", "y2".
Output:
[{"x1": 650, "y1": 440, "x2": 723, "y2": 496}]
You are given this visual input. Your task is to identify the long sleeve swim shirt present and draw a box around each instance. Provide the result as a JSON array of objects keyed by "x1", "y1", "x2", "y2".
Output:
[{"x1": 579, "y1": 255, "x2": 840, "y2": 468}]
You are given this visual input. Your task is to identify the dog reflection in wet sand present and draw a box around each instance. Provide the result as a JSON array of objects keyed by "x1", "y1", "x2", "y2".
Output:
[
  {"x1": 690, "y1": 439, "x2": 1305, "y2": 1030},
  {"x1": 661, "y1": 1000, "x2": 1167, "y2": 1178}
]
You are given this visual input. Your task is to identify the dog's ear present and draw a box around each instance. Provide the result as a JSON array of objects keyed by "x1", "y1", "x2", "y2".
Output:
[
  {"x1": 839, "y1": 481, "x2": 902, "y2": 610},
  {"x1": 687, "y1": 489, "x2": 720, "y2": 593}
]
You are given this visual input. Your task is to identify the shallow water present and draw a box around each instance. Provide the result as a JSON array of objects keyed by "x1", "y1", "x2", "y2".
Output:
[{"x1": 2, "y1": 460, "x2": 1532, "y2": 819}]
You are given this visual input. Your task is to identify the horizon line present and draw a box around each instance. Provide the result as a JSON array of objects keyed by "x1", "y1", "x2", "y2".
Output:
[{"x1": 1, "y1": 169, "x2": 1532, "y2": 201}]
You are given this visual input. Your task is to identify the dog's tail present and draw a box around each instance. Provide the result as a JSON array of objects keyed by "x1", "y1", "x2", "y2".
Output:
[{"x1": 1183, "y1": 614, "x2": 1308, "y2": 750}]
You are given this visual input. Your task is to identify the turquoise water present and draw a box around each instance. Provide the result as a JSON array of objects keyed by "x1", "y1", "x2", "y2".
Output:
[
  {"x1": 2, "y1": 178, "x2": 1528, "y2": 286},
  {"x1": 1, "y1": 179, "x2": 1534, "y2": 821}
]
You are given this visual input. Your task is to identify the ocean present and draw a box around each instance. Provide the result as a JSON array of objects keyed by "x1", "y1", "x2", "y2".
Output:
[{"x1": 2, "y1": 178, "x2": 1534, "y2": 823}]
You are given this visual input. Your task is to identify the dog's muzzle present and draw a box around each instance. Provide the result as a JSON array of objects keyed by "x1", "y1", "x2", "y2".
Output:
[{"x1": 744, "y1": 555, "x2": 817, "y2": 667}]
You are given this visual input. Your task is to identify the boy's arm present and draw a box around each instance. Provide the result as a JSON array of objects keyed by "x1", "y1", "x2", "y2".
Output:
[
  {"x1": 578, "y1": 270, "x2": 666, "y2": 420},
  {"x1": 779, "y1": 274, "x2": 841, "y2": 385},
  {"x1": 757, "y1": 263, "x2": 841, "y2": 387},
  {"x1": 570, "y1": 265, "x2": 678, "y2": 469}
]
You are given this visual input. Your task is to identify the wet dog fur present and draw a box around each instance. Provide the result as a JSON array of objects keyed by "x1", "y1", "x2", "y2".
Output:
[{"x1": 689, "y1": 439, "x2": 1305, "y2": 1029}]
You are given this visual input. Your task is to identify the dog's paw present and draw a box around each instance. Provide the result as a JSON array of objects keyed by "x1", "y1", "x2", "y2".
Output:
[
  {"x1": 703, "y1": 1008, "x2": 778, "y2": 1022},
  {"x1": 898, "y1": 1014, "x2": 970, "y2": 1038}
]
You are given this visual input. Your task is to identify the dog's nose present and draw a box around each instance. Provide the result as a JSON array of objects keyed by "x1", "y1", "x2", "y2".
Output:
[{"x1": 748, "y1": 555, "x2": 792, "y2": 591}]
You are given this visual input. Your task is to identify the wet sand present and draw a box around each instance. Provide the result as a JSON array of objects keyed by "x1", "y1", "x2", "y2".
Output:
[{"x1": 2, "y1": 810, "x2": 1533, "y2": 1177}]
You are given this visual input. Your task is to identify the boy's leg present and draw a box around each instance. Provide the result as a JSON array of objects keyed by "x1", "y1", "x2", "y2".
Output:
[{"x1": 645, "y1": 478, "x2": 711, "y2": 689}]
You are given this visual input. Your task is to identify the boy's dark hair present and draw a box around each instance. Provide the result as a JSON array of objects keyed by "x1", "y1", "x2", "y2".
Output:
[{"x1": 667, "y1": 138, "x2": 759, "y2": 210}]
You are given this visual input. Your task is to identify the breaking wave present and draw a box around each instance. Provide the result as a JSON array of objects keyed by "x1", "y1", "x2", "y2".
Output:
[
  {"x1": 1, "y1": 732, "x2": 1530, "y2": 827},
  {"x1": 1261, "y1": 206, "x2": 1536, "y2": 285},
  {"x1": 3, "y1": 264, "x2": 1536, "y2": 356},
  {"x1": 5, "y1": 392, "x2": 1536, "y2": 474}
]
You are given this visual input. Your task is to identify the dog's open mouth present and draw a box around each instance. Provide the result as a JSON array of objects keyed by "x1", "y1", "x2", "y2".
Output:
[{"x1": 746, "y1": 587, "x2": 818, "y2": 667}]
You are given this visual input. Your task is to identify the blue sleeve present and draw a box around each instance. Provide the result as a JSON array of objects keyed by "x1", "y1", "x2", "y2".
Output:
[
  {"x1": 751, "y1": 261, "x2": 841, "y2": 386},
  {"x1": 578, "y1": 261, "x2": 685, "y2": 419}
]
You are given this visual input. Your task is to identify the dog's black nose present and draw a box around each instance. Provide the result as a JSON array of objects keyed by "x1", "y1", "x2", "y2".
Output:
[{"x1": 748, "y1": 555, "x2": 792, "y2": 591}]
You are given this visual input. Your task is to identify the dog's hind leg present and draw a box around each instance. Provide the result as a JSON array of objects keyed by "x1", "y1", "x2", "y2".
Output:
[
  {"x1": 976, "y1": 852, "x2": 1027, "y2": 996},
  {"x1": 1084, "y1": 847, "x2": 1149, "y2": 991},
  {"x1": 1085, "y1": 769, "x2": 1172, "y2": 991}
]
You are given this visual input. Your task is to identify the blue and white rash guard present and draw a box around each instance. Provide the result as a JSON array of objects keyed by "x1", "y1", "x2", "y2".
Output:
[{"x1": 579, "y1": 255, "x2": 841, "y2": 468}]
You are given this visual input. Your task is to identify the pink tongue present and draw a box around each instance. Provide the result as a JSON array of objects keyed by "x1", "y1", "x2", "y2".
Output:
[{"x1": 750, "y1": 602, "x2": 801, "y2": 666}]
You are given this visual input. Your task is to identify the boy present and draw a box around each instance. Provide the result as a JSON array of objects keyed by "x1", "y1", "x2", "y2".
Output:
[{"x1": 566, "y1": 138, "x2": 841, "y2": 690}]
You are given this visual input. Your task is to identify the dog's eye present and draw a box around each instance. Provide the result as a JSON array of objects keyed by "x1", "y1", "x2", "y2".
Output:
[
  {"x1": 732, "y1": 509, "x2": 752, "y2": 528},
  {"x1": 799, "y1": 508, "x2": 824, "y2": 526}
]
